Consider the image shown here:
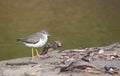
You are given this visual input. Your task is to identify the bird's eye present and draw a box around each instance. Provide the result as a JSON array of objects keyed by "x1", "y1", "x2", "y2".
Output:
[{"x1": 43, "y1": 31, "x2": 46, "y2": 34}]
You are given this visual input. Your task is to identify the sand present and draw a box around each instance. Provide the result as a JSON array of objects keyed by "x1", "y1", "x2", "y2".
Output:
[{"x1": 0, "y1": 46, "x2": 120, "y2": 76}]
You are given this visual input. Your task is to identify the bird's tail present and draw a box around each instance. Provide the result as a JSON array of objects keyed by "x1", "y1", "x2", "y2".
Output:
[{"x1": 16, "y1": 39, "x2": 22, "y2": 42}]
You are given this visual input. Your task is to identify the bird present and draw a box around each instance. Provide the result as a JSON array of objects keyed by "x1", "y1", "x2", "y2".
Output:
[{"x1": 17, "y1": 30, "x2": 50, "y2": 59}]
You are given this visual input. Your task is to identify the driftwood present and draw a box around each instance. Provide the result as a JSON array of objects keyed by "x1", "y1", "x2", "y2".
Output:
[
  {"x1": 59, "y1": 63, "x2": 102, "y2": 74},
  {"x1": 6, "y1": 61, "x2": 37, "y2": 66},
  {"x1": 40, "y1": 41, "x2": 62, "y2": 55},
  {"x1": 104, "y1": 65, "x2": 119, "y2": 75},
  {"x1": 60, "y1": 62, "x2": 96, "y2": 72},
  {"x1": 81, "y1": 57, "x2": 90, "y2": 62}
]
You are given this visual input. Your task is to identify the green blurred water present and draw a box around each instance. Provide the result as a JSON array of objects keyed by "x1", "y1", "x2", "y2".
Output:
[{"x1": 0, "y1": 0, "x2": 120, "y2": 60}]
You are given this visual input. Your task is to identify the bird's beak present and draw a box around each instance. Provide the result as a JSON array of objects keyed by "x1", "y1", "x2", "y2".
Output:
[{"x1": 48, "y1": 34, "x2": 51, "y2": 36}]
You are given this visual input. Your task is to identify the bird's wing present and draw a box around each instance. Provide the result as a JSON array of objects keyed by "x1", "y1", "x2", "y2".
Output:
[{"x1": 20, "y1": 34, "x2": 40, "y2": 44}]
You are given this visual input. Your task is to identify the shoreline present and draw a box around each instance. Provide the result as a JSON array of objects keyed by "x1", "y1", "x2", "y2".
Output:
[{"x1": 0, "y1": 43, "x2": 120, "y2": 76}]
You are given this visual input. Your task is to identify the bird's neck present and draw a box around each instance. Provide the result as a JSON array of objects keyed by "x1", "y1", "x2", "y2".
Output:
[{"x1": 41, "y1": 35, "x2": 48, "y2": 41}]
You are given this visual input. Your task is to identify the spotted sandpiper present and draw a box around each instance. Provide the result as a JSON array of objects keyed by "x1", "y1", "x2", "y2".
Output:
[{"x1": 17, "y1": 30, "x2": 50, "y2": 59}]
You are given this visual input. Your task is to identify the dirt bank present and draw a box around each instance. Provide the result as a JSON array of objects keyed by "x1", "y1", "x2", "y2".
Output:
[{"x1": 0, "y1": 43, "x2": 120, "y2": 76}]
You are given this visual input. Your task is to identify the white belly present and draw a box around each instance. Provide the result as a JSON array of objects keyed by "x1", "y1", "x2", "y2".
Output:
[{"x1": 24, "y1": 38, "x2": 47, "y2": 48}]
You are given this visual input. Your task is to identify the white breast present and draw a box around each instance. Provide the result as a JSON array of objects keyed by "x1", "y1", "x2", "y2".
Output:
[{"x1": 24, "y1": 35, "x2": 48, "y2": 48}]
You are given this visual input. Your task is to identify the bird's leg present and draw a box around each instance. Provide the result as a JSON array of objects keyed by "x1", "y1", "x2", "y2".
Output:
[
  {"x1": 32, "y1": 48, "x2": 35, "y2": 59},
  {"x1": 35, "y1": 49, "x2": 39, "y2": 57}
]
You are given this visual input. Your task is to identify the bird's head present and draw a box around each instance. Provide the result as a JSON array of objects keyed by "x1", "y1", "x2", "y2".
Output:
[{"x1": 41, "y1": 30, "x2": 51, "y2": 36}]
